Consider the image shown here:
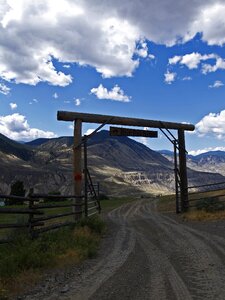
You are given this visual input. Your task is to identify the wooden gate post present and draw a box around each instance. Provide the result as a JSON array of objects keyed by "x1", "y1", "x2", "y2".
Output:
[
  {"x1": 74, "y1": 119, "x2": 83, "y2": 219},
  {"x1": 178, "y1": 129, "x2": 189, "y2": 212}
]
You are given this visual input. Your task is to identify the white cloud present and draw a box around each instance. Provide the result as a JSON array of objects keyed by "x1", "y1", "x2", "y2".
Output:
[
  {"x1": 29, "y1": 98, "x2": 38, "y2": 105},
  {"x1": 75, "y1": 98, "x2": 81, "y2": 106},
  {"x1": 9, "y1": 102, "x2": 17, "y2": 110},
  {"x1": 164, "y1": 71, "x2": 176, "y2": 84},
  {"x1": 0, "y1": 113, "x2": 57, "y2": 141},
  {"x1": 209, "y1": 80, "x2": 224, "y2": 88},
  {"x1": 168, "y1": 52, "x2": 225, "y2": 75},
  {"x1": 84, "y1": 129, "x2": 95, "y2": 136},
  {"x1": 148, "y1": 54, "x2": 155, "y2": 60},
  {"x1": 1, "y1": 0, "x2": 225, "y2": 88},
  {"x1": 182, "y1": 76, "x2": 192, "y2": 81},
  {"x1": 189, "y1": 147, "x2": 225, "y2": 156},
  {"x1": 63, "y1": 64, "x2": 71, "y2": 69},
  {"x1": 135, "y1": 41, "x2": 148, "y2": 58},
  {"x1": 195, "y1": 110, "x2": 225, "y2": 139},
  {"x1": 0, "y1": 82, "x2": 10, "y2": 95},
  {"x1": 53, "y1": 92, "x2": 58, "y2": 99},
  {"x1": 90, "y1": 84, "x2": 131, "y2": 102}
]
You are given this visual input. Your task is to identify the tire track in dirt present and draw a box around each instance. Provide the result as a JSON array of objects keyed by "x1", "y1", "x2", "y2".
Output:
[{"x1": 23, "y1": 199, "x2": 225, "y2": 299}]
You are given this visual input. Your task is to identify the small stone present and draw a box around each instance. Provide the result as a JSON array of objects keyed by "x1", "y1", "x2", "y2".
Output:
[{"x1": 61, "y1": 285, "x2": 69, "y2": 293}]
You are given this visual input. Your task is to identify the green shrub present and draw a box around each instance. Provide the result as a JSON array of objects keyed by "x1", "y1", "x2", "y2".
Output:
[{"x1": 0, "y1": 216, "x2": 105, "y2": 281}]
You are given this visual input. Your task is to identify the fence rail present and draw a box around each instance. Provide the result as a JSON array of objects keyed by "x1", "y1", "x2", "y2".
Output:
[
  {"x1": 0, "y1": 190, "x2": 100, "y2": 243},
  {"x1": 187, "y1": 181, "x2": 225, "y2": 209}
]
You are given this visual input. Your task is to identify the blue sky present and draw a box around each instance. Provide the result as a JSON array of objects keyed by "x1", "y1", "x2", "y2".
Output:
[{"x1": 0, "y1": 0, "x2": 225, "y2": 155}]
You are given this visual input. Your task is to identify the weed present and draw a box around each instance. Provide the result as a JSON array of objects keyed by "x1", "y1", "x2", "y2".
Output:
[{"x1": 0, "y1": 216, "x2": 105, "y2": 298}]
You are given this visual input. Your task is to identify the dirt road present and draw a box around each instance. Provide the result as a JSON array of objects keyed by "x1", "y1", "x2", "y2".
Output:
[{"x1": 24, "y1": 199, "x2": 225, "y2": 300}]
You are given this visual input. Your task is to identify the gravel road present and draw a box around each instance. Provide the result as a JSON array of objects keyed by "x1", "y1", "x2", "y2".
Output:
[{"x1": 23, "y1": 199, "x2": 225, "y2": 300}]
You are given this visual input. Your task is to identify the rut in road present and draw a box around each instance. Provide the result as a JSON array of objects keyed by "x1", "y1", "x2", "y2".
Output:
[
  {"x1": 91, "y1": 199, "x2": 225, "y2": 300},
  {"x1": 24, "y1": 199, "x2": 225, "y2": 300}
]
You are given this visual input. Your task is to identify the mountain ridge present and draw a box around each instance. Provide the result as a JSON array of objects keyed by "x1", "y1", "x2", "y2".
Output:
[{"x1": 1, "y1": 131, "x2": 225, "y2": 195}]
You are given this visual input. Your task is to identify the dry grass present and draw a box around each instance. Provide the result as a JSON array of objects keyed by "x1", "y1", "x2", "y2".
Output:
[
  {"x1": 0, "y1": 270, "x2": 41, "y2": 299},
  {"x1": 156, "y1": 194, "x2": 175, "y2": 212},
  {"x1": 183, "y1": 210, "x2": 225, "y2": 221},
  {"x1": 0, "y1": 216, "x2": 105, "y2": 299}
]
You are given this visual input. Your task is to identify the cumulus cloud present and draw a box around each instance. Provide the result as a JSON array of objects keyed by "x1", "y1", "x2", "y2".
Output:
[
  {"x1": 135, "y1": 40, "x2": 148, "y2": 58},
  {"x1": 90, "y1": 84, "x2": 131, "y2": 102},
  {"x1": 1, "y1": 0, "x2": 225, "y2": 87},
  {"x1": 9, "y1": 102, "x2": 17, "y2": 110},
  {"x1": 195, "y1": 110, "x2": 225, "y2": 139},
  {"x1": 164, "y1": 71, "x2": 176, "y2": 84},
  {"x1": 0, "y1": 113, "x2": 57, "y2": 141},
  {"x1": 168, "y1": 52, "x2": 225, "y2": 75},
  {"x1": 0, "y1": 82, "x2": 10, "y2": 95},
  {"x1": 209, "y1": 80, "x2": 224, "y2": 88}
]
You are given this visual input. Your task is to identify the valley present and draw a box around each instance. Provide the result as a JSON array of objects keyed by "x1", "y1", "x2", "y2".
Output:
[{"x1": 0, "y1": 131, "x2": 225, "y2": 196}]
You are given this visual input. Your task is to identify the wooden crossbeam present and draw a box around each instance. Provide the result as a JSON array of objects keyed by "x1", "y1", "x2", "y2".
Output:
[{"x1": 57, "y1": 111, "x2": 195, "y2": 131}]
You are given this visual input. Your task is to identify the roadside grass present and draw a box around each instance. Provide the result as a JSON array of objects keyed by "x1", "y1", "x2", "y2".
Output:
[
  {"x1": 183, "y1": 210, "x2": 225, "y2": 221},
  {"x1": 156, "y1": 194, "x2": 175, "y2": 212},
  {"x1": 157, "y1": 191, "x2": 225, "y2": 221},
  {"x1": 0, "y1": 216, "x2": 105, "y2": 298},
  {"x1": 0, "y1": 195, "x2": 138, "y2": 297}
]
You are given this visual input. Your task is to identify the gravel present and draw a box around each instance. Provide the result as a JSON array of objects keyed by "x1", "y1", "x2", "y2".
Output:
[{"x1": 19, "y1": 199, "x2": 225, "y2": 300}]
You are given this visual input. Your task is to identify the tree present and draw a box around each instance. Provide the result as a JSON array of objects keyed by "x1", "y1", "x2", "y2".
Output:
[{"x1": 6, "y1": 181, "x2": 26, "y2": 205}]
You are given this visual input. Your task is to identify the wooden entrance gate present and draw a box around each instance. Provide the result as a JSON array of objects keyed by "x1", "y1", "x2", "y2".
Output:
[{"x1": 57, "y1": 111, "x2": 195, "y2": 216}]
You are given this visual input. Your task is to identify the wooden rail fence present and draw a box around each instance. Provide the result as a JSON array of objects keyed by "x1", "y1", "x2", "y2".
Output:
[
  {"x1": 187, "y1": 181, "x2": 225, "y2": 210},
  {"x1": 0, "y1": 192, "x2": 100, "y2": 244}
]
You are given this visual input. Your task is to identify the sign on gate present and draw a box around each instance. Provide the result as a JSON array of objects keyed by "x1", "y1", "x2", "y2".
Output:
[{"x1": 110, "y1": 126, "x2": 158, "y2": 138}]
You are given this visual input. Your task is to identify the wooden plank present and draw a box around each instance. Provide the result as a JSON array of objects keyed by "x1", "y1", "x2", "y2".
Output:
[
  {"x1": 33, "y1": 211, "x2": 82, "y2": 223},
  {"x1": 31, "y1": 194, "x2": 83, "y2": 199},
  {"x1": 35, "y1": 221, "x2": 75, "y2": 234},
  {"x1": 110, "y1": 126, "x2": 158, "y2": 137},
  {"x1": 0, "y1": 222, "x2": 44, "y2": 229},
  {"x1": 57, "y1": 111, "x2": 195, "y2": 131},
  {"x1": 0, "y1": 208, "x2": 43, "y2": 215},
  {"x1": 34, "y1": 203, "x2": 84, "y2": 209},
  {"x1": 0, "y1": 194, "x2": 32, "y2": 201}
]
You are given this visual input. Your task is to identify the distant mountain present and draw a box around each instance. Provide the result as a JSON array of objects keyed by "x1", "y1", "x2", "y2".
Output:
[
  {"x1": 159, "y1": 148, "x2": 225, "y2": 176},
  {"x1": 0, "y1": 133, "x2": 34, "y2": 161},
  {"x1": 0, "y1": 131, "x2": 225, "y2": 195},
  {"x1": 25, "y1": 138, "x2": 52, "y2": 147}
]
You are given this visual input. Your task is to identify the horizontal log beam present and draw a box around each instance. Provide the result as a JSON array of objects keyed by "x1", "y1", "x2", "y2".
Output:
[
  {"x1": 57, "y1": 111, "x2": 195, "y2": 131},
  {"x1": 0, "y1": 208, "x2": 43, "y2": 215}
]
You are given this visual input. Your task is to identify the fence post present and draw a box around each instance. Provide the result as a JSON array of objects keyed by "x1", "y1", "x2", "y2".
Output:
[
  {"x1": 178, "y1": 129, "x2": 189, "y2": 212},
  {"x1": 74, "y1": 119, "x2": 83, "y2": 220},
  {"x1": 28, "y1": 198, "x2": 35, "y2": 239},
  {"x1": 83, "y1": 138, "x2": 88, "y2": 217}
]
